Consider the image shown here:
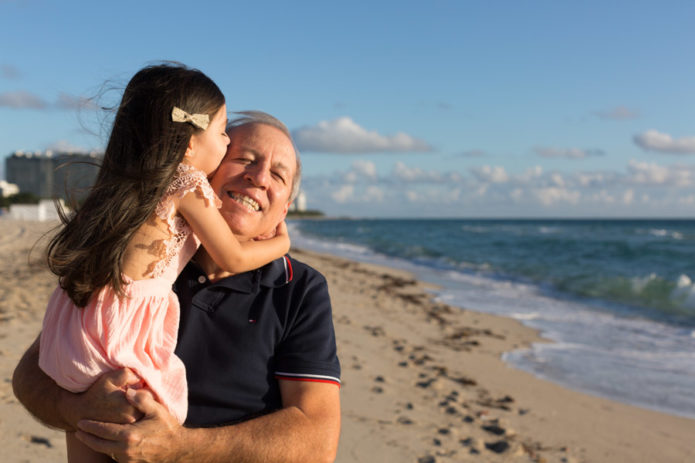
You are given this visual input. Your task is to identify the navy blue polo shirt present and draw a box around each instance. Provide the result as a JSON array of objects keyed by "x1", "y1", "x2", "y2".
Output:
[{"x1": 173, "y1": 255, "x2": 340, "y2": 427}]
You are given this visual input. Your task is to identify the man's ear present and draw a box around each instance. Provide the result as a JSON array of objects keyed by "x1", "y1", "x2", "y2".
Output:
[{"x1": 281, "y1": 201, "x2": 290, "y2": 219}]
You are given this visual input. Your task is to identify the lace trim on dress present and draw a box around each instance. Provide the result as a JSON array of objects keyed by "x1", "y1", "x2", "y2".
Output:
[{"x1": 146, "y1": 163, "x2": 222, "y2": 278}]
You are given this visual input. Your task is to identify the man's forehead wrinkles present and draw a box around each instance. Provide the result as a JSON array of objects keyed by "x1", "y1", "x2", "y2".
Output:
[{"x1": 239, "y1": 145, "x2": 262, "y2": 156}]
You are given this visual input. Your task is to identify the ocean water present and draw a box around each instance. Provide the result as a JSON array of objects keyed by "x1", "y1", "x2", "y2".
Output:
[{"x1": 288, "y1": 219, "x2": 695, "y2": 420}]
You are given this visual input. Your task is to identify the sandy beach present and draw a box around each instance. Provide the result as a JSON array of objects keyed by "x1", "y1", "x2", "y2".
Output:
[{"x1": 2, "y1": 219, "x2": 694, "y2": 462}]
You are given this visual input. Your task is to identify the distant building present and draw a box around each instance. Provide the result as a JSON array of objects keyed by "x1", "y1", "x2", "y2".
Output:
[
  {"x1": 289, "y1": 190, "x2": 307, "y2": 212},
  {"x1": 0, "y1": 180, "x2": 19, "y2": 197},
  {"x1": 5, "y1": 150, "x2": 101, "y2": 201}
]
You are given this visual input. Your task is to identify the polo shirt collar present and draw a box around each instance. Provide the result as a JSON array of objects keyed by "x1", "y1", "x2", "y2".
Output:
[{"x1": 192, "y1": 255, "x2": 293, "y2": 293}]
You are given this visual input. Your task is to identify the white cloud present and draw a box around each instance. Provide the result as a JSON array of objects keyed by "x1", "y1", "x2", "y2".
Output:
[
  {"x1": 393, "y1": 162, "x2": 422, "y2": 181},
  {"x1": 474, "y1": 184, "x2": 489, "y2": 197},
  {"x1": 364, "y1": 186, "x2": 385, "y2": 202},
  {"x1": 0, "y1": 90, "x2": 98, "y2": 110},
  {"x1": 623, "y1": 160, "x2": 695, "y2": 187},
  {"x1": 623, "y1": 189, "x2": 634, "y2": 204},
  {"x1": 590, "y1": 190, "x2": 615, "y2": 204},
  {"x1": 517, "y1": 166, "x2": 543, "y2": 182},
  {"x1": 331, "y1": 185, "x2": 354, "y2": 203},
  {"x1": 400, "y1": 186, "x2": 462, "y2": 204},
  {"x1": 576, "y1": 172, "x2": 609, "y2": 187},
  {"x1": 470, "y1": 165, "x2": 509, "y2": 183},
  {"x1": 0, "y1": 90, "x2": 47, "y2": 109},
  {"x1": 293, "y1": 117, "x2": 432, "y2": 153},
  {"x1": 56, "y1": 93, "x2": 98, "y2": 110},
  {"x1": 327, "y1": 183, "x2": 385, "y2": 204},
  {"x1": 550, "y1": 173, "x2": 565, "y2": 187},
  {"x1": 303, "y1": 158, "x2": 695, "y2": 217},
  {"x1": 534, "y1": 146, "x2": 605, "y2": 159},
  {"x1": 533, "y1": 187, "x2": 581, "y2": 206},
  {"x1": 343, "y1": 160, "x2": 377, "y2": 183},
  {"x1": 594, "y1": 106, "x2": 640, "y2": 120},
  {"x1": 392, "y1": 161, "x2": 445, "y2": 183},
  {"x1": 406, "y1": 190, "x2": 419, "y2": 202},
  {"x1": 633, "y1": 130, "x2": 695, "y2": 154}
]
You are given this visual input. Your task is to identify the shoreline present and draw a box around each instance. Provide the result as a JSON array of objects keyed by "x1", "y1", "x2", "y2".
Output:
[
  {"x1": 288, "y1": 217, "x2": 695, "y2": 425},
  {"x1": 1, "y1": 219, "x2": 694, "y2": 462},
  {"x1": 289, "y1": 247, "x2": 695, "y2": 462}
]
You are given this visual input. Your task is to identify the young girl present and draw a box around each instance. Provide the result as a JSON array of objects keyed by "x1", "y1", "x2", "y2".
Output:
[{"x1": 38, "y1": 63, "x2": 289, "y2": 462}]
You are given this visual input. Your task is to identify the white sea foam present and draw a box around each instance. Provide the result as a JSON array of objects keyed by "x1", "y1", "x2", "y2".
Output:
[
  {"x1": 461, "y1": 225, "x2": 488, "y2": 233},
  {"x1": 647, "y1": 228, "x2": 684, "y2": 240},
  {"x1": 650, "y1": 228, "x2": 668, "y2": 237},
  {"x1": 538, "y1": 226, "x2": 559, "y2": 234},
  {"x1": 511, "y1": 312, "x2": 540, "y2": 320},
  {"x1": 670, "y1": 274, "x2": 695, "y2": 310},
  {"x1": 630, "y1": 273, "x2": 658, "y2": 292}
]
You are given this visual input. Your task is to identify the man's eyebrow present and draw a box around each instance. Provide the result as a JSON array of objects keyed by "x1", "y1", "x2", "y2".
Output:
[{"x1": 273, "y1": 161, "x2": 290, "y2": 174}]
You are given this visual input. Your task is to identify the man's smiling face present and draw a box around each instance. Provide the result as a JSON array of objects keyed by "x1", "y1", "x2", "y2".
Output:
[{"x1": 210, "y1": 122, "x2": 296, "y2": 241}]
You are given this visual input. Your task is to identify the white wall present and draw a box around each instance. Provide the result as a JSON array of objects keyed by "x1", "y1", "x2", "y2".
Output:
[{"x1": 8, "y1": 199, "x2": 66, "y2": 221}]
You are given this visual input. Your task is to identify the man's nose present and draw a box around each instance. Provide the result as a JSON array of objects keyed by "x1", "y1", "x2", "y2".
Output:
[{"x1": 244, "y1": 162, "x2": 270, "y2": 189}]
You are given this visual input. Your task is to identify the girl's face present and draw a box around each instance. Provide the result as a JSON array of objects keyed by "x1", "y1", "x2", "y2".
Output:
[{"x1": 186, "y1": 104, "x2": 230, "y2": 175}]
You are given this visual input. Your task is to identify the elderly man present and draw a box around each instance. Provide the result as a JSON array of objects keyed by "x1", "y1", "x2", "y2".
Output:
[{"x1": 13, "y1": 111, "x2": 341, "y2": 463}]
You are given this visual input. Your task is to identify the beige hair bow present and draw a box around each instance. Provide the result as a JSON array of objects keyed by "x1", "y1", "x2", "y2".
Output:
[{"x1": 171, "y1": 106, "x2": 210, "y2": 130}]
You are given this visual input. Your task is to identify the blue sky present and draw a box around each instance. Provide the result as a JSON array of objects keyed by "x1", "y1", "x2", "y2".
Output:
[{"x1": 1, "y1": 0, "x2": 694, "y2": 217}]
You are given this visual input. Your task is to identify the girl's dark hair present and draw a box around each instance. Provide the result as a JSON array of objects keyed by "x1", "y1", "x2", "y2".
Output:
[{"x1": 47, "y1": 63, "x2": 225, "y2": 307}]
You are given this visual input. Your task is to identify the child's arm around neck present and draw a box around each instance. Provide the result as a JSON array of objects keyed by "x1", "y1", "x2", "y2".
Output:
[{"x1": 177, "y1": 187, "x2": 289, "y2": 274}]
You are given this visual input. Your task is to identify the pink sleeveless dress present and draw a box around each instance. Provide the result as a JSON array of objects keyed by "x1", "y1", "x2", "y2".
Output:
[{"x1": 39, "y1": 163, "x2": 220, "y2": 424}]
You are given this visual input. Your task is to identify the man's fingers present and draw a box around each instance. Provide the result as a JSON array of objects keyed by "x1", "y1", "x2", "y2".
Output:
[
  {"x1": 103, "y1": 368, "x2": 142, "y2": 389},
  {"x1": 125, "y1": 388, "x2": 161, "y2": 417},
  {"x1": 77, "y1": 419, "x2": 126, "y2": 441}
]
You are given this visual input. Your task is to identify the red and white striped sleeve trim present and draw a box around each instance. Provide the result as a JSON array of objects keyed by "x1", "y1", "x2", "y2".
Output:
[{"x1": 274, "y1": 371, "x2": 341, "y2": 387}]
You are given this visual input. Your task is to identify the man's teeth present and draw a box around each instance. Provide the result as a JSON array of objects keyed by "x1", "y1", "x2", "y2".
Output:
[{"x1": 228, "y1": 192, "x2": 260, "y2": 211}]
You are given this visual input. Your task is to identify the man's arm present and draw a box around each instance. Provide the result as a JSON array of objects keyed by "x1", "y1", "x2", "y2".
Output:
[
  {"x1": 12, "y1": 335, "x2": 142, "y2": 431},
  {"x1": 76, "y1": 379, "x2": 341, "y2": 463}
]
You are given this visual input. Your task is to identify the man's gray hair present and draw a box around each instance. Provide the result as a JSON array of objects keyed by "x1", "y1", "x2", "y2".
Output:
[{"x1": 227, "y1": 110, "x2": 302, "y2": 202}]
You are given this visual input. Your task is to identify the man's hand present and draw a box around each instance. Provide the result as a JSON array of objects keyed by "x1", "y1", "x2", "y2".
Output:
[
  {"x1": 61, "y1": 369, "x2": 144, "y2": 430},
  {"x1": 73, "y1": 381, "x2": 340, "y2": 463},
  {"x1": 75, "y1": 388, "x2": 191, "y2": 463}
]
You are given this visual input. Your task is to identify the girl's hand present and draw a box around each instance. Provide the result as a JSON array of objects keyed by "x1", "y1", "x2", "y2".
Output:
[
  {"x1": 272, "y1": 220, "x2": 290, "y2": 254},
  {"x1": 275, "y1": 221, "x2": 288, "y2": 239}
]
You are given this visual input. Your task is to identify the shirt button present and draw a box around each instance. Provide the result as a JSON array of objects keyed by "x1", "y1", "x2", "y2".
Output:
[{"x1": 197, "y1": 276, "x2": 207, "y2": 284}]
